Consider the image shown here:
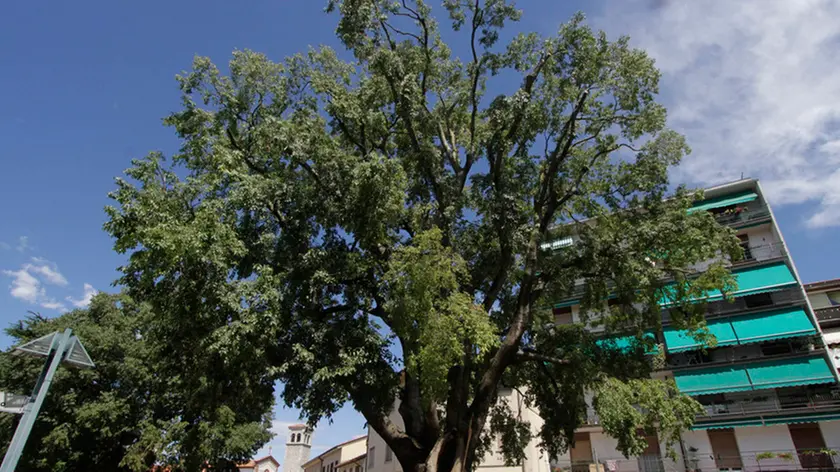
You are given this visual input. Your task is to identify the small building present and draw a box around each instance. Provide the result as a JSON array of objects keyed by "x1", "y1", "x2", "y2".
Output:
[
  {"x1": 238, "y1": 455, "x2": 280, "y2": 472},
  {"x1": 303, "y1": 436, "x2": 367, "y2": 472}
]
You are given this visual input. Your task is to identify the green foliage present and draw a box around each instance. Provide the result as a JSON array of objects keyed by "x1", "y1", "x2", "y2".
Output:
[
  {"x1": 0, "y1": 294, "x2": 271, "y2": 471},
  {"x1": 593, "y1": 378, "x2": 701, "y2": 459},
  {"x1": 104, "y1": 1, "x2": 741, "y2": 470},
  {"x1": 755, "y1": 452, "x2": 775, "y2": 462}
]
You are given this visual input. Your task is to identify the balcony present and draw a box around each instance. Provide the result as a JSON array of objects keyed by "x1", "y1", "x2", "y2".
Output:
[
  {"x1": 697, "y1": 388, "x2": 840, "y2": 420},
  {"x1": 713, "y1": 204, "x2": 772, "y2": 227},
  {"x1": 734, "y1": 242, "x2": 787, "y2": 266},
  {"x1": 816, "y1": 306, "x2": 840, "y2": 328},
  {"x1": 662, "y1": 287, "x2": 806, "y2": 325}
]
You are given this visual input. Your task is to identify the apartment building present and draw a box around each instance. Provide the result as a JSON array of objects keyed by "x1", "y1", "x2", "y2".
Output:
[
  {"x1": 805, "y1": 279, "x2": 840, "y2": 373},
  {"x1": 364, "y1": 179, "x2": 840, "y2": 472},
  {"x1": 553, "y1": 179, "x2": 840, "y2": 472}
]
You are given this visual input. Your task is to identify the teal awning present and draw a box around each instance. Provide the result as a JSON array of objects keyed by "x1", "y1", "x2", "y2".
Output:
[
  {"x1": 674, "y1": 365, "x2": 753, "y2": 396},
  {"x1": 692, "y1": 412, "x2": 840, "y2": 430},
  {"x1": 664, "y1": 319, "x2": 738, "y2": 353},
  {"x1": 747, "y1": 356, "x2": 835, "y2": 390},
  {"x1": 663, "y1": 307, "x2": 816, "y2": 353},
  {"x1": 688, "y1": 191, "x2": 758, "y2": 214},
  {"x1": 659, "y1": 262, "x2": 797, "y2": 306},
  {"x1": 730, "y1": 307, "x2": 816, "y2": 344},
  {"x1": 597, "y1": 333, "x2": 658, "y2": 354},
  {"x1": 674, "y1": 356, "x2": 835, "y2": 397},
  {"x1": 554, "y1": 299, "x2": 578, "y2": 309},
  {"x1": 691, "y1": 419, "x2": 766, "y2": 430}
]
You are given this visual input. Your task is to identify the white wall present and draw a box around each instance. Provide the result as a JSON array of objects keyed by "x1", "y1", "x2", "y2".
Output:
[
  {"x1": 256, "y1": 459, "x2": 280, "y2": 472},
  {"x1": 734, "y1": 425, "x2": 800, "y2": 471},
  {"x1": 819, "y1": 421, "x2": 840, "y2": 451},
  {"x1": 590, "y1": 433, "x2": 638, "y2": 472},
  {"x1": 809, "y1": 292, "x2": 832, "y2": 310},
  {"x1": 679, "y1": 430, "x2": 715, "y2": 472}
]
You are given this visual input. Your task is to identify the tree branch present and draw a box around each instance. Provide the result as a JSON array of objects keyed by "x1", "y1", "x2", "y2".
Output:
[{"x1": 513, "y1": 351, "x2": 570, "y2": 365}]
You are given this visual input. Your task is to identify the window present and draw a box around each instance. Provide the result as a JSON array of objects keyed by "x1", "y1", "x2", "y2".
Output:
[
  {"x1": 385, "y1": 448, "x2": 393, "y2": 463},
  {"x1": 760, "y1": 341, "x2": 793, "y2": 356},
  {"x1": 708, "y1": 428, "x2": 743, "y2": 470},
  {"x1": 744, "y1": 292, "x2": 773, "y2": 309},
  {"x1": 541, "y1": 236, "x2": 573, "y2": 251},
  {"x1": 368, "y1": 448, "x2": 375, "y2": 468},
  {"x1": 828, "y1": 290, "x2": 840, "y2": 306},
  {"x1": 737, "y1": 234, "x2": 752, "y2": 261},
  {"x1": 553, "y1": 306, "x2": 573, "y2": 325},
  {"x1": 789, "y1": 423, "x2": 830, "y2": 469}
]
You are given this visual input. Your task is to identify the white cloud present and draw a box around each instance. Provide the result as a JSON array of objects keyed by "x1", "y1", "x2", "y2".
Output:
[
  {"x1": 40, "y1": 300, "x2": 68, "y2": 311},
  {"x1": 593, "y1": 0, "x2": 840, "y2": 227},
  {"x1": 28, "y1": 257, "x2": 69, "y2": 286},
  {"x1": 3, "y1": 267, "x2": 43, "y2": 304},
  {"x1": 3, "y1": 258, "x2": 72, "y2": 311},
  {"x1": 3, "y1": 264, "x2": 67, "y2": 312},
  {"x1": 66, "y1": 283, "x2": 97, "y2": 308},
  {"x1": 16, "y1": 236, "x2": 30, "y2": 253}
]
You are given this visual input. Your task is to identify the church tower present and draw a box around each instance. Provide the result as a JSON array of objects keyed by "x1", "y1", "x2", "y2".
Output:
[{"x1": 282, "y1": 424, "x2": 312, "y2": 472}]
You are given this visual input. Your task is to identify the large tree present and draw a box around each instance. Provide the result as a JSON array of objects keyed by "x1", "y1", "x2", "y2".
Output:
[
  {"x1": 105, "y1": 2, "x2": 740, "y2": 472},
  {"x1": 0, "y1": 294, "x2": 271, "y2": 472}
]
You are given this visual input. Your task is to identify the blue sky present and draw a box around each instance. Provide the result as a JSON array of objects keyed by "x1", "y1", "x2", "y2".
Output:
[{"x1": 2, "y1": 0, "x2": 840, "y2": 462}]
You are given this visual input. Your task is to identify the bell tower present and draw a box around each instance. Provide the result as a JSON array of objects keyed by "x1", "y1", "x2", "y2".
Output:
[{"x1": 282, "y1": 424, "x2": 312, "y2": 472}]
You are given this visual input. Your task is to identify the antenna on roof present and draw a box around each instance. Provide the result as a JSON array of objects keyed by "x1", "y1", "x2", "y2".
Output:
[{"x1": 740, "y1": 172, "x2": 744, "y2": 180}]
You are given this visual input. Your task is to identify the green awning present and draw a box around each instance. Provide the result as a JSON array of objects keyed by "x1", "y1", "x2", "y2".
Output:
[
  {"x1": 659, "y1": 262, "x2": 797, "y2": 306},
  {"x1": 676, "y1": 356, "x2": 836, "y2": 397},
  {"x1": 664, "y1": 319, "x2": 738, "y2": 353},
  {"x1": 691, "y1": 419, "x2": 766, "y2": 430},
  {"x1": 692, "y1": 412, "x2": 840, "y2": 430},
  {"x1": 747, "y1": 356, "x2": 835, "y2": 390},
  {"x1": 730, "y1": 307, "x2": 816, "y2": 344},
  {"x1": 674, "y1": 365, "x2": 753, "y2": 396},
  {"x1": 688, "y1": 191, "x2": 758, "y2": 214},
  {"x1": 664, "y1": 307, "x2": 817, "y2": 353},
  {"x1": 554, "y1": 299, "x2": 578, "y2": 309},
  {"x1": 597, "y1": 333, "x2": 658, "y2": 354},
  {"x1": 762, "y1": 412, "x2": 840, "y2": 426}
]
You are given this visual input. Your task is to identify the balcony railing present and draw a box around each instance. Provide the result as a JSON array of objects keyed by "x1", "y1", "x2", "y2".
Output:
[
  {"x1": 734, "y1": 242, "x2": 787, "y2": 266},
  {"x1": 714, "y1": 205, "x2": 772, "y2": 227},
  {"x1": 816, "y1": 306, "x2": 840, "y2": 328},
  {"x1": 662, "y1": 287, "x2": 806, "y2": 324},
  {"x1": 553, "y1": 449, "x2": 840, "y2": 472},
  {"x1": 698, "y1": 391, "x2": 840, "y2": 419}
]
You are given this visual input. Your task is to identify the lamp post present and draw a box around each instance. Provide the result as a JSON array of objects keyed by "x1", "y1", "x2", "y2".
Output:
[{"x1": 0, "y1": 328, "x2": 94, "y2": 472}]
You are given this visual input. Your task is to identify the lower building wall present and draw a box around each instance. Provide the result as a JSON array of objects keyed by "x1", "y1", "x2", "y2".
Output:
[
  {"x1": 679, "y1": 430, "x2": 714, "y2": 472},
  {"x1": 734, "y1": 425, "x2": 800, "y2": 471},
  {"x1": 819, "y1": 420, "x2": 840, "y2": 450}
]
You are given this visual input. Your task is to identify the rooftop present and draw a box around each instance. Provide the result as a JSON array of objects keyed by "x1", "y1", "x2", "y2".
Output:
[
  {"x1": 803, "y1": 278, "x2": 840, "y2": 293},
  {"x1": 301, "y1": 436, "x2": 366, "y2": 469}
]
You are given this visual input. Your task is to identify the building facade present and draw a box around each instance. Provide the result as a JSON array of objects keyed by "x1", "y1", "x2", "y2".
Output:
[
  {"x1": 553, "y1": 179, "x2": 840, "y2": 472},
  {"x1": 365, "y1": 388, "x2": 552, "y2": 472},
  {"x1": 805, "y1": 278, "x2": 840, "y2": 373},
  {"x1": 364, "y1": 179, "x2": 840, "y2": 472},
  {"x1": 303, "y1": 436, "x2": 367, "y2": 472},
  {"x1": 239, "y1": 455, "x2": 281, "y2": 472}
]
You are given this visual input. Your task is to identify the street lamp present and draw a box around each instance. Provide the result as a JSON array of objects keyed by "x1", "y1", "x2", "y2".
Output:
[{"x1": 0, "y1": 328, "x2": 94, "y2": 472}]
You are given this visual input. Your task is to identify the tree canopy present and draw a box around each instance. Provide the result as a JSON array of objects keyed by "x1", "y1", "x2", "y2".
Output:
[
  {"x1": 104, "y1": 2, "x2": 740, "y2": 472},
  {"x1": 0, "y1": 294, "x2": 271, "y2": 471}
]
